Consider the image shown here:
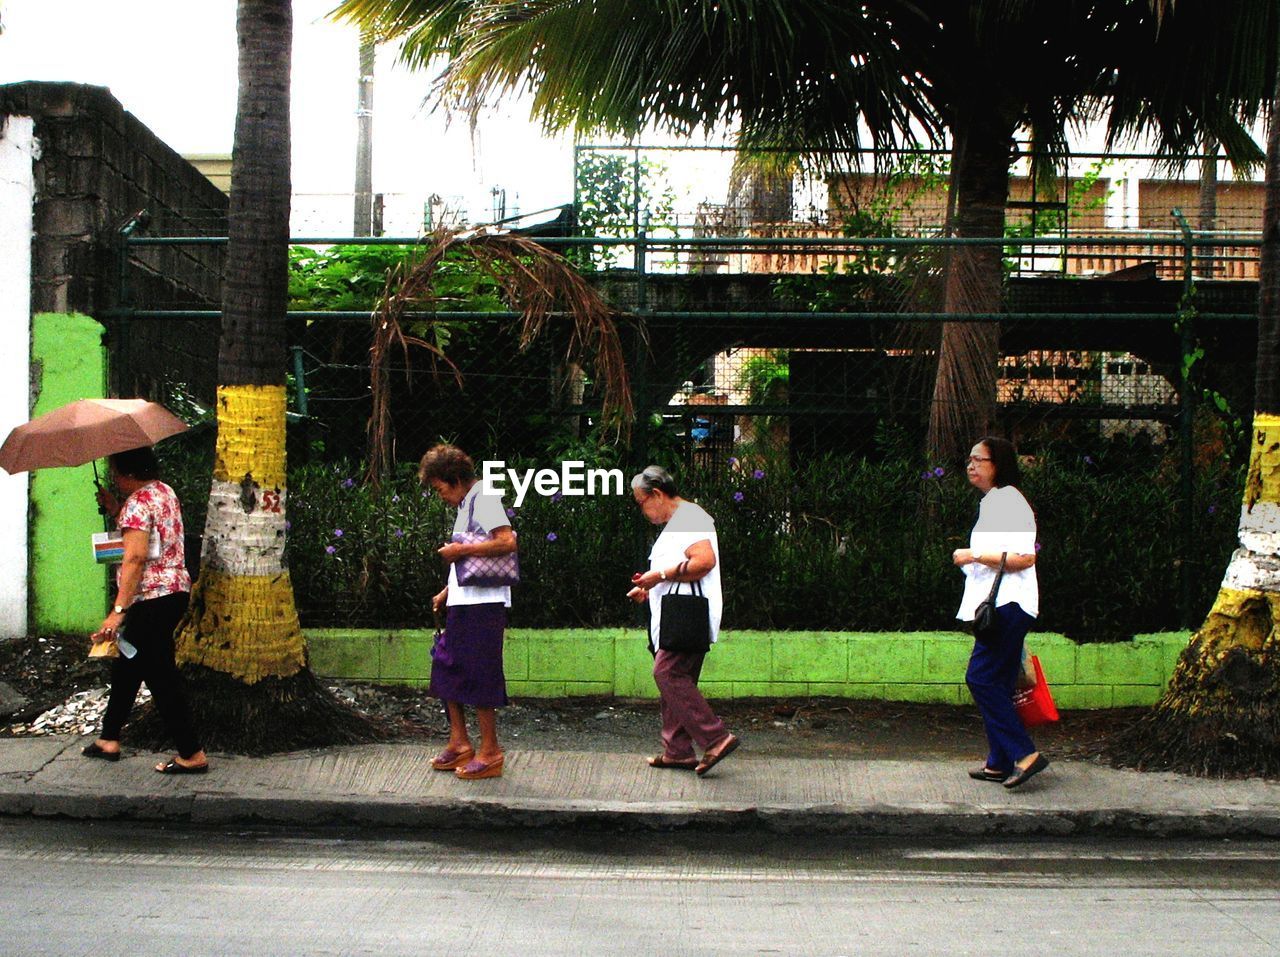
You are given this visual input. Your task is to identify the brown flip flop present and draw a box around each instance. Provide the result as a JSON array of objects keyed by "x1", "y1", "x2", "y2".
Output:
[
  {"x1": 648, "y1": 754, "x2": 698, "y2": 771},
  {"x1": 695, "y1": 734, "x2": 740, "y2": 776}
]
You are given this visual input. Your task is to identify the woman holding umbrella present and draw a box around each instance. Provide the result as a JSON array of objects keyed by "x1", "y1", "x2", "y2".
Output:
[
  {"x1": 0, "y1": 398, "x2": 203, "y2": 771},
  {"x1": 83, "y1": 446, "x2": 208, "y2": 774}
]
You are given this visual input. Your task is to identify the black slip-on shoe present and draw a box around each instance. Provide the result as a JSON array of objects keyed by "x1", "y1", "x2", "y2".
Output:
[
  {"x1": 968, "y1": 765, "x2": 1009, "y2": 782},
  {"x1": 1003, "y1": 754, "x2": 1049, "y2": 789}
]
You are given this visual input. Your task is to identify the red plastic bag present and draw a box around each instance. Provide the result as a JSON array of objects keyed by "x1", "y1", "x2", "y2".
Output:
[{"x1": 1013, "y1": 654, "x2": 1059, "y2": 727}]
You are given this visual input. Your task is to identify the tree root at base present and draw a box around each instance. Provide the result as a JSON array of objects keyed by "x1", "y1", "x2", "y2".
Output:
[{"x1": 127, "y1": 665, "x2": 387, "y2": 756}]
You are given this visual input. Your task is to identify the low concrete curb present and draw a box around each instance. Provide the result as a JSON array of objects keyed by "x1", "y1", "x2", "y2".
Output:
[{"x1": 2, "y1": 738, "x2": 1278, "y2": 838}]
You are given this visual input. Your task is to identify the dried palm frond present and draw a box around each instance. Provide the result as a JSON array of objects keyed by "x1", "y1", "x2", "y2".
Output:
[{"x1": 367, "y1": 227, "x2": 633, "y2": 485}]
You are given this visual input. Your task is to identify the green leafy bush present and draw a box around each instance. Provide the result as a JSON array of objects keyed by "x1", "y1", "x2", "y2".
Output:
[
  {"x1": 267, "y1": 448, "x2": 1241, "y2": 641},
  {"x1": 285, "y1": 463, "x2": 454, "y2": 626}
]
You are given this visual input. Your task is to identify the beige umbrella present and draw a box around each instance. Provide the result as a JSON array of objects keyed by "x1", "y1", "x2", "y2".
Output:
[{"x1": 0, "y1": 398, "x2": 189, "y2": 474}]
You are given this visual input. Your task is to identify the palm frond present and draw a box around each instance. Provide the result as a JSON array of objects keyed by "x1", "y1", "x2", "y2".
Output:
[
  {"x1": 382, "y1": 0, "x2": 947, "y2": 154},
  {"x1": 367, "y1": 228, "x2": 633, "y2": 485},
  {"x1": 1100, "y1": 0, "x2": 1276, "y2": 171},
  {"x1": 330, "y1": 0, "x2": 476, "y2": 57}
]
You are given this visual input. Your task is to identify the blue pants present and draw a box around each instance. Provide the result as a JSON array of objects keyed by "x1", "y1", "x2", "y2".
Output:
[{"x1": 966, "y1": 602, "x2": 1036, "y2": 773}]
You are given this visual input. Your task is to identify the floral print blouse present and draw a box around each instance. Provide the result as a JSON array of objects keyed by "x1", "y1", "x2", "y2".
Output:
[{"x1": 117, "y1": 481, "x2": 191, "y2": 601}]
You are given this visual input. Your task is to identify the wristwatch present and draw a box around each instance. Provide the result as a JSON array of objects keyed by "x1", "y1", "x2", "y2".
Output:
[
  {"x1": 971, "y1": 552, "x2": 983, "y2": 564},
  {"x1": 659, "y1": 569, "x2": 667, "y2": 581},
  {"x1": 113, "y1": 604, "x2": 126, "y2": 614}
]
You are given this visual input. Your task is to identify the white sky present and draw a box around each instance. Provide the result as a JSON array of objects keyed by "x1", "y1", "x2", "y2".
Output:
[
  {"x1": 0, "y1": 0, "x2": 594, "y2": 231},
  {"x1": 3, "y1": 1, "x2": 1259, "y2": 235}
]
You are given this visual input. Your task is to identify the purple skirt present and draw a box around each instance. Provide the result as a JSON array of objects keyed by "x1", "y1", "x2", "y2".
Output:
[{"x1": 429, "y1": 602, "x2": 509, "y2": 708}]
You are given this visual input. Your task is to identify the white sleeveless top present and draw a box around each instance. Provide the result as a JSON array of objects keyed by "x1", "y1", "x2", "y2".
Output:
[
  {"x1": 646, "y1": 500, "x2": 723, "y2": 651},
  {"x1": 956, "y1": 484, "x2": 1039, "y2": 620}
]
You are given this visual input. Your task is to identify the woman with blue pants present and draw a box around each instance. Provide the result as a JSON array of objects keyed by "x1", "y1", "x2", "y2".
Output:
[{"x1": 952, "y1": 436, "x2": 1048, "y2": 789}]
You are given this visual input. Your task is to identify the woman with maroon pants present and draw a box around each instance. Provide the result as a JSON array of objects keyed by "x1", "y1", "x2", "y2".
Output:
[{"x1": 627, "y1": 465, "x2": 739, "y2": 776}]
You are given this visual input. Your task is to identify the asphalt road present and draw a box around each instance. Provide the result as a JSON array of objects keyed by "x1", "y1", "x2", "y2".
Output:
[{"x1": 2, "y1": 819, "x2": 1278, "y2": 956}]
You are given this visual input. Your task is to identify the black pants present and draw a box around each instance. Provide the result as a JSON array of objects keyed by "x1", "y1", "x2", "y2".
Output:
[{"x1": 100, "y1": 591, "x2": 202, "y2": 759}]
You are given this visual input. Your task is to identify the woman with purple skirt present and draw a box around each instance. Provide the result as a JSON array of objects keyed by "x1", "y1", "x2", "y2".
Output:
[{"x1": 420, "y1": 444, "x2": 517, "y2": 780}]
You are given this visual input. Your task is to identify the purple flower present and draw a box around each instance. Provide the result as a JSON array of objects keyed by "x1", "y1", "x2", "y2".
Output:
[
  {"x1": 546, "y1": 532, "x2": 558, "y2": 542},
  {"x1": 1083, "y1": 455, "x2": 1095, "y2": 466},
  {"x1": 341, "y1": 477, "x2": 355, "y2": 489},
  {"x1": 506, "y1": 507, "x2": 516, "y2": 518},
  {"x1": 551, "y1": 491, "x2": 564, "y2": 503},
  {"x1": 728, "y1": 457, "x2": 739, "y2": 467},
  {"x1": 284, "y1": 520, "x2": 292, "y2": 531},
  {"x1": 394, "y1": 528, "x2": 404, "y2": 538},
  {"x1": 752, "y1": 469, "x2": 765, "y2": 480},
  {"x1": 921, "y1": 470, "x2": 931, "y2": 480},
  {"x1": 933, "y1": 467, "x2": 945, "y2": 477},
  {"x1": 333, "y1": 528, "x2": 344, "y2": 538},
  {"x1": 391, "y1": 495, "x2": 399, "y2": 503},
  {"x1": 1207, "y1": 504, "x2": 1217, "y2": 515},
  {"x1": 325, "y1": 545, "x2": 336, "y2": 555},
  {"x1": 733, "y1": 491, "x2": 745, "y2": 502}
]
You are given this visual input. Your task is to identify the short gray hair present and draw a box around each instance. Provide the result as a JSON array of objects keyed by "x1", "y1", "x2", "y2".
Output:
[{"x1": 630, "y1": 465, "x2": 678, "y2": 497}]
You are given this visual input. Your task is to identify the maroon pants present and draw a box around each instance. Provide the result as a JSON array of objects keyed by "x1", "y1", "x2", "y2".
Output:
[{"x1": 653, "y1": 649, "x2": 728, "y2": 760}]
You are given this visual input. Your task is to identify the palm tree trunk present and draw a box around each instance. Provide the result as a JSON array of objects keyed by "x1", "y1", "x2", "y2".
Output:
[
  {"x1": 163, "y1": 0, "x2": 376, "y2": 754},
  {"x1": 926, "y1": 109, "x2": 1015, "y2": 465},
  {"x1": 1198, "y1": 138, "x2": 1219, "y2": 278},
  {"x1": 1116, "y1": 61, "x2": 1280, "y2": 776}
]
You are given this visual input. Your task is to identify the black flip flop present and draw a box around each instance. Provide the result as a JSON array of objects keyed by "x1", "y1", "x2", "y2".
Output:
[
  {"x1": 82, "y1": 743, "x2": 121, "y2": 762},
  {"x1": 155, "y1": 759, "x2": 209, "y2": 775}
]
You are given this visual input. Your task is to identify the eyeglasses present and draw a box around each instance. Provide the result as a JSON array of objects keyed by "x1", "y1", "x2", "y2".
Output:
[{"x1": 967, "y1": 455, "x2": 993, "y2": 464}]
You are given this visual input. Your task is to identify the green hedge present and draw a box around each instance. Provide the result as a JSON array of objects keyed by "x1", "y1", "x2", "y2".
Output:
[{"x1": 277, "y1": 449, "x2": 1241, "y2": 641}]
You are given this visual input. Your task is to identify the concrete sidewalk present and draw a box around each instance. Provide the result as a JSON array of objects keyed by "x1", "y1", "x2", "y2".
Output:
[{"x1": 1, "y1": 736, "x2": 1278, "y2": 837}]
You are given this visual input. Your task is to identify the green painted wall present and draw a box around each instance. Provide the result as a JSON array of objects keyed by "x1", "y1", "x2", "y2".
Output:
[
  {"x1": 30, "y1": 312, "x2": 106, "y2": 633},
  {"x1": 306, "y1": 628, "x2": 1191, "y2": 709}
]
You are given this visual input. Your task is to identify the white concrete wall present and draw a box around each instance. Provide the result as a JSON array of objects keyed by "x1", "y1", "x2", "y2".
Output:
[{"x1": 0, "y1": 115, "x2": 36, "y2": 637}]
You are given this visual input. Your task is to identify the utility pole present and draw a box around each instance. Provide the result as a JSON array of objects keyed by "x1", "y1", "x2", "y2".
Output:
[{"x1": 353, "y1": 32, "x2": 375, "y2": 237}]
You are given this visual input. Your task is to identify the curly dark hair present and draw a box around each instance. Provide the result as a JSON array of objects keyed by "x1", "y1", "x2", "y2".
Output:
[{"x1": 417, "y1": 444, "x2": 475, "y2": 487}]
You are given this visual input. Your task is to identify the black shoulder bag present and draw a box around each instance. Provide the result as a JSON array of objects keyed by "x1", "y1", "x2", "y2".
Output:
[
  {"x1": 656, "y1": 579, "x2": 713, "y2": 654},
  {"x1": 972, "y1": 552, "x2": 1008, "y2": 644}
]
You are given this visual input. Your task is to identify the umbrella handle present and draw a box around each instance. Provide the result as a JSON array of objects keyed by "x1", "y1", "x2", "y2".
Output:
[{"x1": 92, "y1": 461, "x2": 112, "y2": 530}]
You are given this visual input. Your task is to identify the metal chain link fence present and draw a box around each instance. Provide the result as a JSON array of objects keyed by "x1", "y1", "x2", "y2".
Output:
[{"x1": 119, "y1": 148, "x2": 1261, "y2": 641}]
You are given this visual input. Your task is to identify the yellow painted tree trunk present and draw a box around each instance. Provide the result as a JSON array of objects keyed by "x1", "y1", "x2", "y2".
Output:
[
  {"x1": 136, "y1": 0, "x2": 375, "y2": 754},
  {"x1": 1120, "y1": 57, "x2": 1280, "y2": 777},
  {"x1": 1131, "y1": 411, "x2": 1280, "y2": 767},
  {"x1": 178, "y1": 385, "x2": 304, "y2": 683},
  {"x1": 1123, "y1": 414, "x2": 1280, "y2": 776}
]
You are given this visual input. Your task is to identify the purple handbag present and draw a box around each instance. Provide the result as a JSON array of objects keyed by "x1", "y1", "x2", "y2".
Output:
[{"x1": 453, "y1": 492, "x2": 519, "y2": 588}]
